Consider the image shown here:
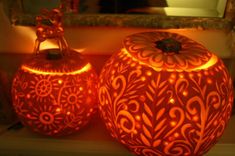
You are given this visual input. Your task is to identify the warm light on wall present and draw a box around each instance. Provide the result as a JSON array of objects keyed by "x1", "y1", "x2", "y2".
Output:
[{"x1": 98, "y1": 31, "x2": 234, "y2": 156}]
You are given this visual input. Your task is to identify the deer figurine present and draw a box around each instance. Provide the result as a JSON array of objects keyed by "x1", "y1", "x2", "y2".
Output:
[{"x1": 34, "y1": 8, "x2": 68, "y2": 55}]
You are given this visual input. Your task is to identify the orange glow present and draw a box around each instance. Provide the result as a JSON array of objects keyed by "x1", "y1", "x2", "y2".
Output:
[
  {"x1": 170, "y1": 121, "x2": 176, "y2": 127},
  {"x1": 194, "y1": 55, "x2": 218, "y2": 70},
  {"x1": 135, "y1": 115, "x2": 141, "y2": 121},
  {"x1": 56, "y1": 108, "x2": 61, "y2": 112},
  {"x1": 113, "y1": 92, "x2": 118, "y2": 97},
  {"x1": 193, "y1": 116, "x2": 199, "y2": 121},
  {"x1": 141, "y1": 76, "x2": 146, "y2": 81},
  {"x1": 170, "y1": 74, "x2": 176, "y2": 79},
  {"x1": 164, "y1": 141, "x2": 169, "y2": 146},
  {"x1": 58, "y1": 79, "x2": 63, "y2": 84},
  {"x1": 13, "y1": 58, "x2": 98, "y2": 137},
  {"x1": 140, "y1": 95, "x2": 146, "y2": 102},
  {"x1": 13, "y1": 27, "x2": 58, "y2": 53},
  {"x1": 73, "y1": 48, "x2": 86, "y2": 53},
  {"x1": 88, "y1": 89, "x2": 92, "y2": 94},
  {"x1": 98, "y1": 31, "x2": 233, "y2": 156},
  {"x1": 174, "y1": 133, "x2": 179, "y2": 138},
  {"x1": 183, "y1": 91, "x2": 188, "y2": 96},
  {"x1": 213, "y1": 120, "x2": 218, "y2": 126},
  {"x1": 146, "y1": 71, "x2": 152, "y2": 76},
  {"x1": 11, "y1": 8, "x2": 99, "y2": 137},
  {"x1": 207, "y1": 78, "x2": 212, "y2": 84},
  {"x1": 197, "y1": 73, "x2": 202, "y2": 77},
  {"x1": 169, "y1": 78, "x2": 175, "y2": 83},
  {"x1": 26, "y1": 114, "x2": 31, "y2": 118},
  {"x1": 79, "y1": 87, "x2": 83, "y2": 91},
  {"x1": 131, "y1": 63, "x2": 136, "y2": 67},
  {"x1": 21, "y1": 63, "x2": 92, "y2": 75},
  {"x1": 169, "y1": 98, "x2": 175, "y2": 104},
  {"x1": 133, "y1": 130, "x2": 138, "y2": 134},
  {"x1": 26, "y1": 94, "x2": 31, "y2": 99},
  {"x1": 189, "y1": 73, "x2": 194, "y2": 78},
  {"x1": 204, "y1": 71, "x2": 209, "y2": 75}
]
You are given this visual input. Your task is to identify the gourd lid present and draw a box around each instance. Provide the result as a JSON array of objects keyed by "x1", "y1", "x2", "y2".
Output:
[
  {"x1": 123, "y1": 31, "x2": 218, "y2": 71},
  {"x1": 21, "y1": 49, "x2": 91, "y2": 75}
]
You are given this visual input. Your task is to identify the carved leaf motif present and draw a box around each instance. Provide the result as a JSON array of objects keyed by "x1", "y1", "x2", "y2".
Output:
[
  {"x1": 127, "y1": 90, "x2": 138, "y2": 96},
  {"x1": 154, "y1": 119, "x2": 166, "y2": 131},
  {"x1": 140, "y1": 133, "x2": 151, "y2": 146},
  {"x1": 155, "y1": 97, "x2": 165, "y2": 107},
  {"x1": 144, "y1": 103, "x2": 153, "y2": 117},
  {"x1": 192, "y1": 86, "x2": 199, "y2": 92},
  {"x1": 154, "y1": 126, "x2": 167, "y2": 139},
  {"x1": 159, "y1": 81, "x2": 167, "y2": 89},
  {"x1": 158, "y1": 85, "x2": 168, "y2": 96},
  {"x1": 136, "y1": 84, "x2": 145, "y2": 89},
  {"x1": 17, "y1": 92, "x2": 25, "y2": 97},
  {"x1": 148, "y1": 85, "x2": 155, "y2": 94},
  {"x1": 143, "y1": 125, "x2": 152, "y2": 139},
  {"x1": 129, "y1": 95, "x2": 139, "y2": 99},
  {"x1": 155, "y1": 75, "x2": 161, "y2": 87},
  {"x1": 151, "y1": 79, "x2": 157, "y2": 88},
  {"x1": 142, "y1": 113, "x2": 152, "y2": 127},
  {"x1": 153, "y1": 139, "x2": 161, "y2": 147},
  {"x1": 202, "y1": 85, "x2": 207, "y2": 96},
  {"x1": 146, "y1": 91, "x2": 154, "y2": 102},
  {"x1": 22, "y1": 82, "x2": 28, "y2": 90},
  {"x1": 156, "y1": 108, "x2": 165, "y2": 120}
]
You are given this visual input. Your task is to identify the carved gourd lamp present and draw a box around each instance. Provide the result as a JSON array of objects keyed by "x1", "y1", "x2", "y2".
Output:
[
  {"x1": 11, "y1": 8, "x2": 98, "y2": 136},
  {"x1": 98, "y1": 31, "x2": 234, "y2": 155}
]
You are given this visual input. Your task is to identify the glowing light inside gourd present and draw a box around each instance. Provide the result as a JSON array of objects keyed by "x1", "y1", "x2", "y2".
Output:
[
  {"x1": 98, "y1": 31, "x2": 233, "y2": 156},
  {"x1": 21, "y1": 63, "x2": 92, "y2": 75}
]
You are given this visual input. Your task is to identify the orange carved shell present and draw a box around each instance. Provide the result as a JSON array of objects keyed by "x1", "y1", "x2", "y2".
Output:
[
  {"x1": 124, "y1": 31, "x2": 212, "y2": 71},
  {"x1": 99, "y1": 31, "x2": 234, "y2": 156},
  {"x1": 12, "y1": 49, "x2": 98, "y2": 136}
]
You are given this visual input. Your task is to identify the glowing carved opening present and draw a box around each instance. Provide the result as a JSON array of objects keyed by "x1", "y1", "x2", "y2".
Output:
[{"x1": 21, "y1": 63, "x2": 92, "y2": 75}]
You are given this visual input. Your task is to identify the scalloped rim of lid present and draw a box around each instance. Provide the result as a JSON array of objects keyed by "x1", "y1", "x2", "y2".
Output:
[
  {"x1": 121, "y1": 48, "x2": 218, "y2": 72},
  {"x1": 123, "y1": 31, "x2": 218, "y2": 71},
  {"x1": 21, "y1": 48, "x2": 92, "y2": 75}
]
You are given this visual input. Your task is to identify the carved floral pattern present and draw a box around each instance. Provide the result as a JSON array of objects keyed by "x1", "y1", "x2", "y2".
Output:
[
  {"x1": 98, "y1": 49, "x2": 233, "y2": 156},
  {"x1": 12, "y1": 67, "x2": 98, "y2": 136},
  {"x1": 124, "y1": 32, "x2": 212, "y2": 70}
]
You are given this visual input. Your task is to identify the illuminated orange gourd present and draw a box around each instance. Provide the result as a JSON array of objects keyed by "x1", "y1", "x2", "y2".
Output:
[
  {"x1": 98, "y1": 31, "x2": 234, "y2": 155},
  {"x1": 11, "y1": 8, "x2": 98, "y2": 136}
]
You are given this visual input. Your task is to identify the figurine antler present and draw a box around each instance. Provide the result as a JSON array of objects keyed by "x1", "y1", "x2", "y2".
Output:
[{"x1": 34, "y1": 7, "x2": 68, "y2": 55}]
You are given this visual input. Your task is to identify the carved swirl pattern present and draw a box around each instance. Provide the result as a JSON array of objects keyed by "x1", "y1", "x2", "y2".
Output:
[
  {"x1": 123, "y1": 32, "x2": 212, "y2": 70},
  {"x1": 98, "y1": 50, "x2": 233, "y2": 156},
  {"x1": 12, "y1": 67, "x2": 98, "y2": 136}
]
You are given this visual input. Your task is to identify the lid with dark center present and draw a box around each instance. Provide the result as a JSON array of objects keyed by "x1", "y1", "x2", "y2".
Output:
[
  {"x1": 21, "y1": 49, "x2": 90, "y2": 75},
  {"x1": 123, "y1": 31, "x2": 216, "y2": 71}
]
